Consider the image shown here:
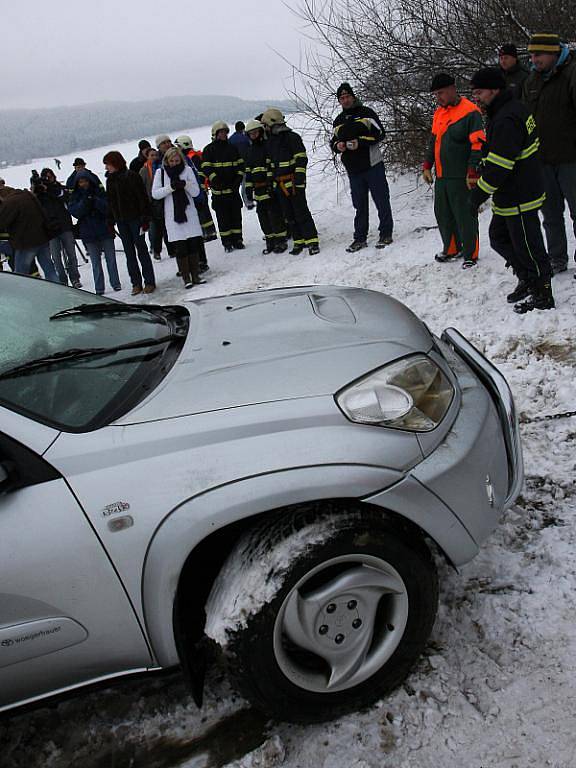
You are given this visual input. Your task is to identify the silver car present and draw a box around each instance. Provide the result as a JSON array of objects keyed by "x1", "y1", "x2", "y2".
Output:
[{"x1": 0, "y1": 273, "x2": 522, "y2": 723}]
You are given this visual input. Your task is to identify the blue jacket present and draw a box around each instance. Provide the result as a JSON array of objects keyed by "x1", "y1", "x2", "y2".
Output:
[
  {"x1": 68, "y1": 174, "x2": 111, "y2": 243},
  {"x1": 229, "y1": 131, "x2": 251, "y2": 161}
]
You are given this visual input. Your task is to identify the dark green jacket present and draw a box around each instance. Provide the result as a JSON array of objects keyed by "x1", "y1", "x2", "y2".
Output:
[
  {"x1": 502, "y1": 62, "x2": 529, "y2": 98},
  {"x1": 522, "y1": 50, "x2": 576, "y2": 164}
]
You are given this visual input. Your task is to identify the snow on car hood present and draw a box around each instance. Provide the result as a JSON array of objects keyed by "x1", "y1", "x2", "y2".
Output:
[{"x1": 116, "y1": 286, "x2": 433, "y2": 424}]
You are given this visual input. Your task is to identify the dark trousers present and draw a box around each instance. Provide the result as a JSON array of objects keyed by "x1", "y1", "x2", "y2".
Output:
[
  {"x1": 197, "y1": 200, "x2": 218, "y2": 241},
  {"x1": 434, "y1": 178, "x2": 479, "y2": 260},
  {"x1": 349, "y1": 162, "x2": 393, "y2": 242},
  {"x1": 212, "y1": 193, "x2": 243, "y2": 248},
  {"x1": 173, "y1": 237, "x2": 203, "y2": 284},
  {"x1": 117, "y1": 219, "x2": 156, "y2": 288},
  {"x1": 541, "y1": 161, "x2": 576, "y2": 270},
  {"x1": 278, "y1": 189, "x2": 318, "y2": 247},
  {"x1": 489, "y1": 210, "x2": 551, "y2": 284},
  {"x1": 257, "y1": 197, "x2": 287, "y2": 249},
  {"x1": 149, "y1": 216, "x2": 164, "y2": 256}
]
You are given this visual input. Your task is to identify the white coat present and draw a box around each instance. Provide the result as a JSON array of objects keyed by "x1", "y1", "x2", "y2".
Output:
[{"x1": 151, "y1": 164, "x2": 202, "y2": 243}]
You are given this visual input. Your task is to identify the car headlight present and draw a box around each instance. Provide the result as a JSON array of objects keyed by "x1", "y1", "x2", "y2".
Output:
[{"x1": 336, "y1": 355, "x2": 454, "y2": 431}]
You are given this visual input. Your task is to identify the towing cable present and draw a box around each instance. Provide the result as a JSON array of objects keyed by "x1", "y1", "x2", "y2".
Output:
[{"x1": 520, "y1": 409, "x2": 576, "y2": 424}]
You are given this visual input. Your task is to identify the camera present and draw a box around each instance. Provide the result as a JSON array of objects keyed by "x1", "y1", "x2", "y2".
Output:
[{"x1": 30, "y1": 169, "x2": 46, "y2": 193}]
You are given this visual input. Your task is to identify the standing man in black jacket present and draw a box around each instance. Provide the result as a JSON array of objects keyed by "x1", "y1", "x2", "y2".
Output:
[
  {"x1": 522, "y1": 33, "x2": 576, "y2": 276},
  {"x1": 469, "y1": 68, "x2": 553, "y2": 313},
  {"x1": 498, "y1": 44, "x2": 529, "y2": 98},
  {"x1": 32, "y1": 168, "x2": 82, "y2": 288},
  {"x1": 331, "y1": 83, "x2": 393, "y2": 252}
]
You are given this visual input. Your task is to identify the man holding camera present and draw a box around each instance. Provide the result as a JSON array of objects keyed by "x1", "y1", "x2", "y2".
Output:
[
  {"x1": 31, "y1": 168, "x2": 82, "y2": 287},
  {"x1": 331, "y1": 83, "x2": 394, "y2": 252}
]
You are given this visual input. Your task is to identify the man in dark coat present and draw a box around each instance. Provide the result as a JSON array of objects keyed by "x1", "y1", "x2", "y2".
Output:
[
  {"x1": 129, "y1": 140, "x2": 152, "y2": 173},
  {"x1": 0, "y1": 185, "x2": 58, "y2": 281},
  {"x1": 498, "y1": 43, "x2": 529, "y2": 98},
  {"x1": 470, "y1": 68, "x2": 553, "y2": 313},
  {"x1": 229, "y1": 121, "x2": 254, "y2": 209},
  {"x1": 522, "y1": 32, "x2": 576, "y2": 276},
  {"x1": 331, "y1": 82, "x2": 393, "y2": 252},
  {"x1": 32, "y1": 167, "x2": 82, "y2": 287}
]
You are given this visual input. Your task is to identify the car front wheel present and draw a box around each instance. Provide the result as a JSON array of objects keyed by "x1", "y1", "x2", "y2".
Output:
[{"x1": 205, "y1": 506, "x2": 438, "y2": 722}]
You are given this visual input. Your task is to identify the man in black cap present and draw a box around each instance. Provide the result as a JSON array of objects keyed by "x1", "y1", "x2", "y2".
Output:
[
  {"x1": 66, "y1": 158, "x2": 101, "y2": 190},
  {"x1": 470, "y1": 67, "x2": 553, "y2": 312},
  {"x1": 522, "y1": 33, "x2": 576, "y2": 276},
  {"x1": 498, "y1": 43, "x2": 528, "y2": 97},
  {"x1": 330, "y1": 82, "x2": 393, "y2": 252},
  {"x1": 129, "y1": 139, "x2": 152, "y2": 173},
  {"x1": 423, "y1": 73, "x2": 485, "y2": 268}
]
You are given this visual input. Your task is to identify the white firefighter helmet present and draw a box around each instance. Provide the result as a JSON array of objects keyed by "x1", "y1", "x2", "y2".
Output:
[
  {"x1": 261, "y1": 108, "x2": 285, "y2": 127},
  {"x1": 245, "y1": 118, "x2": 264, "y2": 133},
  {"x1": 211, "y1": 121, "x2": 230, "y2": 139},
  {"x1": 175, "y1": 135, "x2": 194, "y2": 150}
]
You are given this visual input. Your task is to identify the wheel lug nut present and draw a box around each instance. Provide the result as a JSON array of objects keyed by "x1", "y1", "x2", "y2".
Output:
[
  {"x1": 319, "y1": 625, "x2": 329, "y2": 635},
  {"x1": 347, "y1": 600, "x2": 357, "y2": 610},
  {"x1": 352, "y1": 618, "x2": 362, "y2": 629},
  {"x1": 335, "y1": 634, "x2": 345, "y2": 645},
  {"x1": 326, "y1": 603, "x2": 336, "y2": 614}
]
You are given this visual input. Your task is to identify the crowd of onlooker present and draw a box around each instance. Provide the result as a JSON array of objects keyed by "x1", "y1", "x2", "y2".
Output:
[
  {"x1": 2, "y1": 31, "x2": 575, "y2": 316},
  {"x1": 0, "y1": 108, "x2": 319, "y2": 295}
]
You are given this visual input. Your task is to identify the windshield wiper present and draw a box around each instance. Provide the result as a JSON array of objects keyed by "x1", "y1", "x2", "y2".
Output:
[
  {"x1": 0, "y1": 334, "x2": 180, "y2": 382},
  {"x1": 49, "y1": 302, "x2": 172, "y2": 321}
]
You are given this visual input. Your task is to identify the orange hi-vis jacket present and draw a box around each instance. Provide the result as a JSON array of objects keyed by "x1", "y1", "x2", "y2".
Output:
[{"x1": 423, "y1": 97, "x2": 485, "y2": 179}]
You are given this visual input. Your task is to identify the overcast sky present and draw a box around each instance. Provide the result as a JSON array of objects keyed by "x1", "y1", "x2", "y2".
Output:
[{"x1": 3, "y1": 0, "x2": 314, "y2": 110}]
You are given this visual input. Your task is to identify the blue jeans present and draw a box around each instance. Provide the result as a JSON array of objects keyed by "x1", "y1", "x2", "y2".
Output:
[
  {"x1": 14, "y1": 244, "x2": 59, "y2": 282},
  {"x1": 116, "y1": 219, "x2": 156, "y2": 288},
  {"x1": 348, "y1": 162, "x2": 393, "y2": 242},
  {"x1": 85, "y1": 238, "x2": 121, "y2": 294},
  {"x1": 49, "y1": 230, "x2": 81, "y2": 285},
  {"x1": 541, "y1": 161, "x2": 576, "y2": 269}
]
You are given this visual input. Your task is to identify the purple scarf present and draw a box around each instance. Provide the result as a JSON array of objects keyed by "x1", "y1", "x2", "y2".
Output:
[{"x1": 164, "y1": 162, "x2": 189, "y2": 223}]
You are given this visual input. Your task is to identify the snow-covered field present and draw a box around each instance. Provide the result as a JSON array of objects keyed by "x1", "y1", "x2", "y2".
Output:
[{"x1": 1, "y1": 128, "x2": 576, "y2": 768}]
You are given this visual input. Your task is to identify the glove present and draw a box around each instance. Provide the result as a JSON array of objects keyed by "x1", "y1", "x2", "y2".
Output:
[
  {"x1": 422, "y1": 168, "x2": 433, "y2": 184},
  {"x1": 171, "y1": 179, "x2": 186, "y2": 190},
  {"x1": 466, "y1": 168, "x2": 480, "y2": 190},
  {"x1": 468, "y1": 186, "x2": 488, "y2": 213}
]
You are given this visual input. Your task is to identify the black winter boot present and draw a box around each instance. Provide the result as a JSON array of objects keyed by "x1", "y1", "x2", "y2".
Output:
[
  {"x1": 513, "y1": 280, "x2": 555, "y2": 314},
  {"x1": 507, "y1": 279, "x2": 531, "y2": 304}
]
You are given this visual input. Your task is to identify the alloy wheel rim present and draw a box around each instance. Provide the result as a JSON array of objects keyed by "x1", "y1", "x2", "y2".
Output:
[{"x1": 272, "y1": 554, "x2": 409, "y2": 693}]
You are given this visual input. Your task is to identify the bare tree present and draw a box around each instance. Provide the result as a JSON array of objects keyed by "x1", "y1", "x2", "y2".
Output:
[{"x1": 288, "y1": 0, "x2": 576, "y2": 168}]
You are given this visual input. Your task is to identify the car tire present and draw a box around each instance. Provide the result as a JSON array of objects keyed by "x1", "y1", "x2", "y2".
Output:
[{"x1": 205, "y1": 505, "x2": 438, "y2": 723}]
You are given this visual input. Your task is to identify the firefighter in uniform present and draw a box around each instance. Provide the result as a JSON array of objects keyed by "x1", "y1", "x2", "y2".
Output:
[
  {"x1": 201, "y1": 122, "x2": 245, "y2": 252},
  {"x1": 423, "y1": 73, "x2": 485, "y2": 268},
  {"x1": 244, "y1": 118, "x2": 288, "y2": 254},
  {"x1": 469, "y1": 67, "x2": 554, "y2": 312},
  {"x1": 261, "y1": 108, "x2": 320, "y2": 255}
]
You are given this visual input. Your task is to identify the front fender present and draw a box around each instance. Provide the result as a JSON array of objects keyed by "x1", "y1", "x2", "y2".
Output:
[{"x1": 142, "y1": 463, "x2": 403, "y2": 666}]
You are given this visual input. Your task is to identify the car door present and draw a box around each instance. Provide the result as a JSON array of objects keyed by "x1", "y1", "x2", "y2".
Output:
[{"x1": 0, "y1": 419, "x2": 153, "y2": 713}]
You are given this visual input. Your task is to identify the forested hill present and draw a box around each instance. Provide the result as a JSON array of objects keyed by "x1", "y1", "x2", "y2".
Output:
[{"x1": 0, "y1": 95, "x2": 295, "y2": 167}]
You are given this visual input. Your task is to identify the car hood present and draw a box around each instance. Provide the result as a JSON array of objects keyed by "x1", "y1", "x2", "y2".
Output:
[{"x1": 116, "y1": 286, "x2": 433, "y2": 424}]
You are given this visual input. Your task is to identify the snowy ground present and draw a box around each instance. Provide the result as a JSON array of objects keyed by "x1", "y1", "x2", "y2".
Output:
[{"x1": 1, "y1": 128, "x2": 576, "y2": 768}]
